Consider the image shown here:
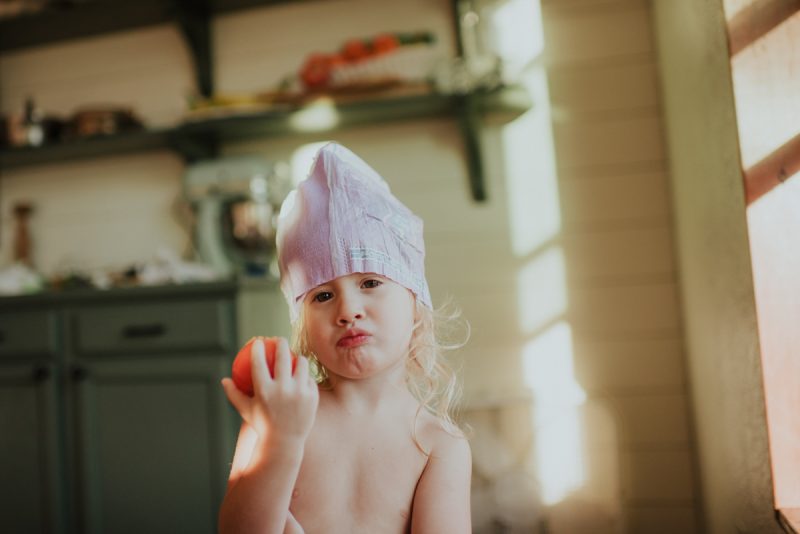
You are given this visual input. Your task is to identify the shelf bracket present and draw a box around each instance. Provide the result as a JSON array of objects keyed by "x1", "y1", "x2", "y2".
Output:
[
  {"x1": 173, "y1": 0, "x2": 214, "y2": 98},
  {"x1": 454, "y1": 94, "x2": 486, "y2": 202},
  {"x1": 168, "y1": 132, "x2": 219, "y2": 163},
  {"x1": 451, "y1": 0, "x2": 489, "y2": 202}
]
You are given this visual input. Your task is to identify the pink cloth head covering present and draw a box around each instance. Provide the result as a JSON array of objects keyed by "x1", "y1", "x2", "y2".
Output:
[{"x1": 276, "y1": 142, "x2": 432, "y2": 322}]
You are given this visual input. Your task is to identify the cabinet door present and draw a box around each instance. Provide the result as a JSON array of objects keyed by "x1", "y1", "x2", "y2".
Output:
[
  {"x1": 0, "y1": 309, "x2": 59, "y2": 360},
  {"x1": 71, "y1": 356, "x2": 234, "y2": 534},
  {"x1": 0, "y1": 362, "x2": 65, "y2": 534}
]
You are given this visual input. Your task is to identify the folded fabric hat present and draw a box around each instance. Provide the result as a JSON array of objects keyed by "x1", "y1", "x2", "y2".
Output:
[{"x1": 276, "y1": 142, "x2": 432, "y2": 322}]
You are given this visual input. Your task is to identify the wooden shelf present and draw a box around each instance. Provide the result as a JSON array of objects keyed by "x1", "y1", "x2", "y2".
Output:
[
  {"x1": 0, "y1": 0, "x2": 527, "y2": 201},
  {"x1": 0, "y1": 128, "x2": 172, "y2": 169},
  {"x1": 0, "y1": 85, "x2": 532, "y2": 200},
  {"x1": 0, "y1": 0, "x2": 318, "y2": 97},
  {"x1": 0, "y1": 0, "x2": 308, "y2": 53},
  {"x1": 183, "y1": 84, "x2": 529, "y2": 140}
]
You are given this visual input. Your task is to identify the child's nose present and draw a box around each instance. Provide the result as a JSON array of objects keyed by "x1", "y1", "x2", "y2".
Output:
[{"x1": 336, "y1": 292, "x2": 364, "y2": 325}]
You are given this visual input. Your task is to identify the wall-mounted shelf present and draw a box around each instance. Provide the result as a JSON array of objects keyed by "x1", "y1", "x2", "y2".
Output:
[
  {"x1": 0, "y1": 0, "x2": 531, "y2": 201},
  {"x1": 0, "y1": 1, "x2": 184, "y2": 52},
  {"x1": 0, "y1": 0, "x2": 306, "y2": 96},
  {"x1": 0, "y1": 85, "x2": 531, "y2": 200},
  {"x1": 0, "y1": 129, "x2": 173, "y2": 169},
  {"x1": 0, "y1": 0, "x2": 306, "y2": 52}
]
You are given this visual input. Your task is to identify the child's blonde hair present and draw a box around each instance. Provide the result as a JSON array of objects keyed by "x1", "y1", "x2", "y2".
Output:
[{"x1": 290, "y1": 293, "x2": 470, "y2": 454}]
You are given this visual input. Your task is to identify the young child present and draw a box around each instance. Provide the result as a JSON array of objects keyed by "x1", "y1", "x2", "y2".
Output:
[{"x1": 218, "y1": 142, "x2": 472, "y2": 534}]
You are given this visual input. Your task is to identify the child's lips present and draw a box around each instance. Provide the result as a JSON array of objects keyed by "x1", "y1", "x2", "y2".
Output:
[{"x1": 337, "y1": 334, "x2": 370, "y2": 348}]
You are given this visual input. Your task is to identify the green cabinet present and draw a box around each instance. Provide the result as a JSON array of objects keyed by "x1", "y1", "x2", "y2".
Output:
[
  {"x1": 0, "y1": 282, "x2": 239, "y2": 534},
  {"x1": 74, "y1": 357, "x2": 230, "y2": 534},
  {"x1": 0, "y1": 361, "x2": 65, "y2": 534},
  {"x1": 0, "y1": 307, "x2": 64, "y2": 534}
]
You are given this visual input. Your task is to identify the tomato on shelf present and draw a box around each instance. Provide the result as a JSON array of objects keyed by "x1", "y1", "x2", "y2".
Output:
[
  {"x1": 297, "y1": 31, "x2": 436, "y2": 91},
  {"x1": 341, "y1": 39, "x2": 372, "y2": 61},
  {"x1": 299, "y1": 53, "x2": 334, "y2": 90},
  {"x1": 371, "y1": 33, "x2": 400, "y2": 54}
]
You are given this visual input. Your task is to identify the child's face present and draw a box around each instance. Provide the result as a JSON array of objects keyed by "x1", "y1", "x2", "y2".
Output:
[{"x1": 302, "y1": 272, "x2": 415, "y2": 382}]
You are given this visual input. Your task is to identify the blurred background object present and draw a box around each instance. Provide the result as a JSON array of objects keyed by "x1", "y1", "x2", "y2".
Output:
[
  {"x1": 0, "y1": 0, "x2": 48, "y2": 20},
  {"x1": 2, "y1": 97, "x2": 63, "y2": 147},
  {"x1": 65, "y1": 105, "x2": 143, "y2": 139},
  {"x1": 183, "y1": 155, "x2": 291, "y2": 279},
  {"x1": 12, "y1": 201, "x2": 33, "y2": 265},
  {"x1": 433, "y1": 0, "x2": 502, "y2": 95}
]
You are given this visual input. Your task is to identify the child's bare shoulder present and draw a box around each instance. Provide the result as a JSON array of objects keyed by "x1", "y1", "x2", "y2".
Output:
[{"x1": 416, "y1": 410, "x2": 471, "y2": 461}]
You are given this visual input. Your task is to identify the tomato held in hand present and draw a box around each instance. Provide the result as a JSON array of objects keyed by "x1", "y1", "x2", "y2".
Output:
[{"x1": 232, "y1": 336, "x2": 298, "y2": 396}]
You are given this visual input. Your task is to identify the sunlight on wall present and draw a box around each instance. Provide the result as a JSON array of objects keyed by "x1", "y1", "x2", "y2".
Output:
[
  {"x1": 517, "y1": 247, "x2": 567, "y2": 334},
  {"x1": 523, "y1": 322, "x2": 586, "y2": 505},
  {"x1": 503, "y1": 69, "x2": 560, "y2": 257},
  {"x1": 484, "y1": 0, "x2": 545, "y2": 81},
  {"x1": 494, "y1": 0, "x2": 588, "y2": 511}
]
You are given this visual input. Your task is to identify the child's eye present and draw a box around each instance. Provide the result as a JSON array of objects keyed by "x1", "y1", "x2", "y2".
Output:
[
  {"x1": 362, "y1": 279, "x2": 382, "y2": 289},
  {"x1": 313, "y1": 291, "x2": 333, "y2": 302}
]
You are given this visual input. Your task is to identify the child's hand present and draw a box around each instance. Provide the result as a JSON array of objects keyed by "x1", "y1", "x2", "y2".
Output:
[{"x1": 222, "y1": 337, "x2": 319, "y2": 446}]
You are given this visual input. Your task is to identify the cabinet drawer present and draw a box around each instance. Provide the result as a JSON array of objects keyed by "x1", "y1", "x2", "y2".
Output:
[
  {"x1": 73, "y1": 299, "x2": 233, "y2": 357},
  {"x1": 0, "y1": 309, "x2": 58, "y2": 360}
]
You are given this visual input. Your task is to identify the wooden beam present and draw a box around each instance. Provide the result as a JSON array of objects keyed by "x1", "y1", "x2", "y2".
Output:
[
  {"x1": 728, "y1": 0, "x2": 800, "y2": 56},
  {"x1": 778, "y1": 508, "x2": 800, "y2": 533},
  {"x1": 744, "y1": 131, "x2": 800, "y2": 204}
]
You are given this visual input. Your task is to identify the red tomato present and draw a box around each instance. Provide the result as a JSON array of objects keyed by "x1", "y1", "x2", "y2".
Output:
[
  {"x1": 328, "y1": 53, "x2": 346, "y2": 68},
  {"x1": 232, "y1": 336, "x2": 298, "y2": 396},
  {"x1": 300, "y1": 53, "x2": 333, "y2": 90},
  {"x1": 342, "y1": 39, "x2": 371, "y2": 61},
  {"x1": 372, "y1": 33, "x2": 400, "y2": 55}
]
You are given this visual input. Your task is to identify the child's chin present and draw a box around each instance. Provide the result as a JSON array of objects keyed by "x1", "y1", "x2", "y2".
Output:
[{"x1": 337, "y1": 354, "x2": 382, "y2": 375}]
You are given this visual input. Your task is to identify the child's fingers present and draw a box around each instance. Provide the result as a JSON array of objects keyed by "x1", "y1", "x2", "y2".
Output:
[
  {"x1": 308, "y1": 372, "x2": 319, "y2": 396},
  {"x1": 221, "y1": 377, "x2": 249, "y2": 414},
  {"x1": 298, "y1": 358, "x2": 319, "y2": 394},
  {"x1": 294, "y1": 354, "x2": 309, "y2": 381},
  {"x1": 302, "y1": 356, "x2": 319, "y2": 388},
  {"x1": 294, "y1": 358, "x2": 318, "y2": 397},
  {"x1": 250, "y1": 338, "x2": 273, "y2": 396},
  {"x1": 274, "y1": 337, "x2": 292, "y2": 381}
]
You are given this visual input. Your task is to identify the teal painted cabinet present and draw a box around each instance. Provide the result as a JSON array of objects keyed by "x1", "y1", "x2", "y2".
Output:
[
  {"x1": 0, "y1": 362, "x2": 65, "y2": 534},
  {"x1": 0, "y1": 282, "x2": 239, "y2": 534},
  {"x1": 0, "y1": 308, "x2": 65, "y2": 534}
]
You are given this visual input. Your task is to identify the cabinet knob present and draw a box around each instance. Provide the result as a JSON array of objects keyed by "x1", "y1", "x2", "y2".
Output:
[
  {"x1": 33, "y1": 365, "x2": 51, "y2": 383},
  {"x1": 71, "y1": 366, "x2": 89, "y2": 382}
]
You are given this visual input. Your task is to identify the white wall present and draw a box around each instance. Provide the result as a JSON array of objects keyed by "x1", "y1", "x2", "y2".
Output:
[{"x1": 533, "y1": 1, "x2": 699, "y2": 531}]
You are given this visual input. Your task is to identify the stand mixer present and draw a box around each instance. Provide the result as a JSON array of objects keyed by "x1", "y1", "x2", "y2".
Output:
[{"x1": 184, "y1": 156, "x2": 291, "y2": 279}]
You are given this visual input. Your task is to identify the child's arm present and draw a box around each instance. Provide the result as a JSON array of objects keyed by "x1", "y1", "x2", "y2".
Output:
[
  {"x1": 226, "y1": 421, "x2": 258, "y2": 491},
  {"x1": 218, "y1": 338, "x2": 318, "y2": 534},
  {"x1": 224, "y1": 422, "x2": 306, "y2": 534},
  {"x1": 410, "y1": 433, "x2": 473, "y2": 534}
]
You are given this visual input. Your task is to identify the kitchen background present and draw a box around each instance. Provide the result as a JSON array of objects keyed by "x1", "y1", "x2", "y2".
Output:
[{"x1": 1, "y1": 0, "x2": 797, "y2": 533}]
